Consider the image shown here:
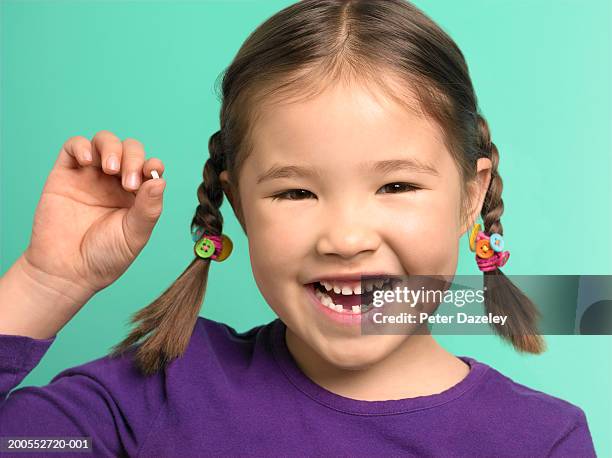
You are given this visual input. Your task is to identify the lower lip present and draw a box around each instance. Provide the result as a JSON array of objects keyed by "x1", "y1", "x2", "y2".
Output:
[{"x1": 303, "y1": 283, "x2": 376, "y2": 326}]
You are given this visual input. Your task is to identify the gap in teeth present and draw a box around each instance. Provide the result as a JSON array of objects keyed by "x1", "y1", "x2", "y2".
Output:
[{"x1": 313, "y1": 283, "x2": 377, "y2": 313}]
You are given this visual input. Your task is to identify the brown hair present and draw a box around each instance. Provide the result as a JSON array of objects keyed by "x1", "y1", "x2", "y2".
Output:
[{"x1": 111, "y1": 0, "x2": 544, "y2": 376}]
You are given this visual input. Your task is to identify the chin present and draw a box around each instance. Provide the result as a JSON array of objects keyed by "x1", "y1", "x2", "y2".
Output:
[{"x1": 317, "y1": 337, "x2": 395, "y2": 371}]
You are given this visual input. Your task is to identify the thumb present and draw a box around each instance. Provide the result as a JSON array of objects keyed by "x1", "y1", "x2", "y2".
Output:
[{"x1": 124, "y1": 177, "x2": 166, "y2": 250}]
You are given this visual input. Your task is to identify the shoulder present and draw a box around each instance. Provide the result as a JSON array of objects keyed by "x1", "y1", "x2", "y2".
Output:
[
  {"x1": 57, "y1": 316, "x2": 275, "y2": 383},
  {"x1": 38, "y1": 318, "x2": 276, "y2": 428},
  {"x1": 464, "y1": 356, "x2": 594, "y2": 452},
  {"x1": 193, "y1": 315, "x2": 271, "y2": 346},
  {"x1": 186, "y1": 316, "x2": 275, "y2": 365},
  {"x1": 480, "y1": 359, "x2": 586, "y2": 417}
]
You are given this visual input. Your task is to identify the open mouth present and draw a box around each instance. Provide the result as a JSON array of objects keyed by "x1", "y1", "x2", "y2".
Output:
[{"x1": 307, "y1": 277, "x2": 394, "y2": 314}]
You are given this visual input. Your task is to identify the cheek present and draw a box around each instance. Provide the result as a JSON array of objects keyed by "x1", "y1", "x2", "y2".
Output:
[
  {"x1": 246, "y1": 202, "x2": 309, "y2": 296},
  {"x1": 387, "y1": 192, "x2": 461, "y2": 274}
]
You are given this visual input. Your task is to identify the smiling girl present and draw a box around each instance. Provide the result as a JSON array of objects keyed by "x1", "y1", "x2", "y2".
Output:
[{"x1": 0, "y1": 0, "x2": 596, "y2": 456}]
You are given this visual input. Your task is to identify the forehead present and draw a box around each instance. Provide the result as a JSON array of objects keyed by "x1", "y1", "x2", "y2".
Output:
[{"x1": 246, "y1": 81, "x2": 450, "y2": 175}]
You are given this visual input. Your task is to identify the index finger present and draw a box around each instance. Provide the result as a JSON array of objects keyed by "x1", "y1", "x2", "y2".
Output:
[{"x1": 143, "y1": 158, "x2": 165, "y2": 180}]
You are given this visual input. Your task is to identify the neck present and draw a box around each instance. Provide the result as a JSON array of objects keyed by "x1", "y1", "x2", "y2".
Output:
[{"x1": 285, "y1": 326, "x2": 470, "y2": 401}]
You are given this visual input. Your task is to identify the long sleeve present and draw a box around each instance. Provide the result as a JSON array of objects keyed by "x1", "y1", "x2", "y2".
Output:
[
  {"x1": 547, "y1": 408, "x2": 597, "y2": 457},
  {"x1": 0, "y1": 333, "x2": 54, "y2": 400},
  {"x1": 0, "y1": 333, "x2": 166, "y2": 457}
]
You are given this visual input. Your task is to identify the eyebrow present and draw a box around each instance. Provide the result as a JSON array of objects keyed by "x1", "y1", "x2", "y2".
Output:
[{"x1": 256, "y1": 158, "x2": 439, "y2": 184}]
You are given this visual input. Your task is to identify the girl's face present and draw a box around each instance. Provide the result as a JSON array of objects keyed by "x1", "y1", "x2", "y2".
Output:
[{"x1": 220, "y1": 81, "x2": 490, "y2": 369}]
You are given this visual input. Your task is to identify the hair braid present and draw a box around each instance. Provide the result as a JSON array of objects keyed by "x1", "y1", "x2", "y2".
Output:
[
  {"x1": 192, "y1": 130, "x2": 225, "y2": 236},
  {"x1": 477, "y1": 116, "x2": 503, "y2": 236},
  {"x1": 110, "y1": 130, "x2": 227, "y2": 375},
  {"x1": 477, "y1": 114, "x2": 545, "y2": 354}
]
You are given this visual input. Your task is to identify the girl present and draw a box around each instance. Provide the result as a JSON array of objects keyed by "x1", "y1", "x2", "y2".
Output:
[{"x1": 0, "y1": 0, "x2": 597, "y2": 456}]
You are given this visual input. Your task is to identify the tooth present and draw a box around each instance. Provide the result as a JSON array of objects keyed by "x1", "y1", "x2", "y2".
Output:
[
  {"x1": 341, "y1": 286, "x2": 353, "y2": 295},
  {"x1": 352, "y1": 305, "x2": 360, "y2": 314},
  {"x1": 322, "y1": 281, "x2": 333, "y2": 291},
  {"x1": 375, "y1": 280, "x2": 384, "y2": 288},
  {"x1": 354, "y1": 284, "x2": 361, "y2": 294},
  {"x1": 365, "y1": 281, "x2": 373, "y2": 292},
  {"x1": 333, "y1": 285, "x2": 342, "y2": 294}
]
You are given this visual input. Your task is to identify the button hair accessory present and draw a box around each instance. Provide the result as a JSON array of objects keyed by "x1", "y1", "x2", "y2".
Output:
[
  {"x1": 191, "y1": 225, "x2": 233, "y2": 262},
  {"x1": 468, "y1": 223, "x2": 510, "y2": 272}
]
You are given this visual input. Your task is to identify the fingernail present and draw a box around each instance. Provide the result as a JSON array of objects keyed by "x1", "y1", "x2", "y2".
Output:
[
  {"x1": 83, "y1": 150, "x2": 92, "y2": 162},
  {"x1": 127, "y1": 172, "x2": 140, "y2": 189},
  {"x1": 107, "y1": 156, "x2": 119, "y2": 172}
]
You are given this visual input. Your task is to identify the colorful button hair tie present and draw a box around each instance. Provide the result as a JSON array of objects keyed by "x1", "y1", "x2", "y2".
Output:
[
  {"x1": 191, "y1": 225, "x2": 233, "y2": 262},
  {"x1": 469, "y1": 223, "x2": 510, "y2": 272}
]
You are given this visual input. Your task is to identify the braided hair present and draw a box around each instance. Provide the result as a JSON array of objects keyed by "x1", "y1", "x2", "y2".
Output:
[
  {"x1": 477, "y1": 114, "x2": 545, "y2": 353},
  {"x1": 110, "y1": 130, "x2": 228, "y2": 375}
]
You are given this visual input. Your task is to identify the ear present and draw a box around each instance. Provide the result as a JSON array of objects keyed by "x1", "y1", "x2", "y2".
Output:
[
  {"x1": 462, "y1": 157, "x2": 492, "y2": 234},
  {"x1": 219, "y1": 170, "x2": 247, "y2": 235}
]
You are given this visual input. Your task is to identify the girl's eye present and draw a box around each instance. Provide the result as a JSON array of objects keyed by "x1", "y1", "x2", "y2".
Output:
[
  {"x1": 377, "y1": 182, "x2": 420, "y2": 194},
  {"x1": 270, "y1": 189, "x2": 315, "y2": 201},
  {"x1": 270, "y1": 183, "x2": 420, "y2": 201}
]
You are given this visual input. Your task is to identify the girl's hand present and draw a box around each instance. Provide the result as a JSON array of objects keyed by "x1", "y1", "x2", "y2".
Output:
[{"x1": 23, "y1": 130, "x2": 167, "y2": 306}]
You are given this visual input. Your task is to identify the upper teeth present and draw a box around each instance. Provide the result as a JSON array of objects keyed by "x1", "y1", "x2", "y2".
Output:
[{"x1": 319, "y1": 278, "x2": 391, "y2": 295}]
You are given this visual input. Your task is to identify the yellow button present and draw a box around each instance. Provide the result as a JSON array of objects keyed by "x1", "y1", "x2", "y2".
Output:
[
  {"x1": 216, "y1": 235, "x2": 233, "y2": 261},
  {"x1": 469, "y1": 223, "x2": 481, "y2": 252}
]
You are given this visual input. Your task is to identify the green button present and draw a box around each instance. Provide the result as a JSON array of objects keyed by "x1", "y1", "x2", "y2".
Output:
[{"x1": 195, "y1": 238, "x2": 216, "y2": 258}]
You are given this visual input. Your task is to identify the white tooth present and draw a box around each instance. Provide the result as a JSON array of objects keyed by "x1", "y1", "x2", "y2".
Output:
[
  {"x1": 322, "y1": 281, "x2": 333, "y2": 291},
  {"x1": 353, "y1": 284, "x2": 361, "y2": 294},
  {"x1": 316, "y1": 288, "x2": 331, "y2": 306},
  {"x1": 333, "y1": 285, "x2": 342, "y2": 294},
  {"x1": 341, "y1": 286, "x2": 353, "y2": 295},
  {"x1": 352, "y1": 305, "x2": 361, "y2": 314},
  {"x1": 365, "y1": 281, "x2": 374, "y2": 292},
  {"x1": 333, "y1": 303, "x2": 343, "y2": 312}
]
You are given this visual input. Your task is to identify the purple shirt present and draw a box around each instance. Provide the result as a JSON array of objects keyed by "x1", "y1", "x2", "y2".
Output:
[{"x1": 0, "y1": 317, "x2": 596, "y2": 457}]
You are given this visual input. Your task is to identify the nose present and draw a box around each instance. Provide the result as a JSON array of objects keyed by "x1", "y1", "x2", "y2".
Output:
[{"x1": 315, "y1": 197, "x2": 381, "y2": 260}]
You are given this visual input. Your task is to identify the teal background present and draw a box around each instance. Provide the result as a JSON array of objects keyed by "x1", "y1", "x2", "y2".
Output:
[{"x1": 1, "y1": 0, "x2": 610, "y2": 455}]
